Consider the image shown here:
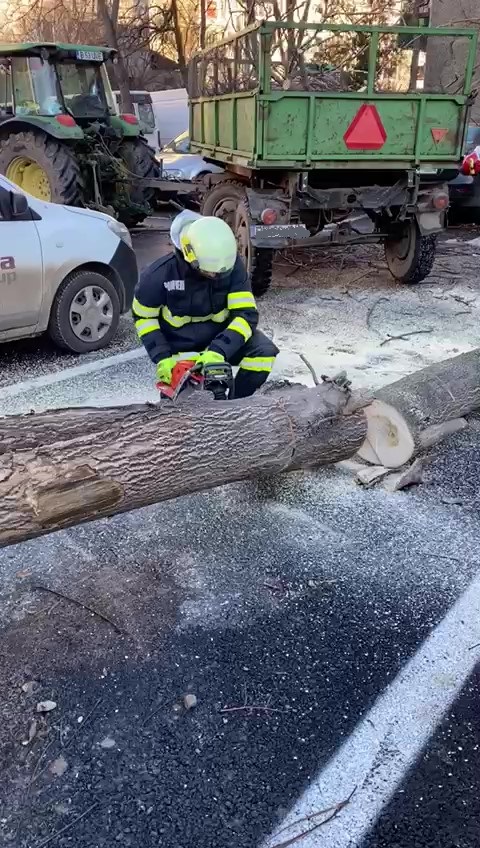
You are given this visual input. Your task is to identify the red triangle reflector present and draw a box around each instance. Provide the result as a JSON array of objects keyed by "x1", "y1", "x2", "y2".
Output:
[
  {"x1": 431, "y1": 128, "x2": 448, "y2": 144},
  {"x1": 343, "y1": 104, "x2": 387, "y2": 151}
]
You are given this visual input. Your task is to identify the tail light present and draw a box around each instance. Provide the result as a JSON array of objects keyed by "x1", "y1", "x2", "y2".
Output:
[
  {"x1": 121, "y1": 113, "x2": 138, "y2": 125},
  {"x1": 432, "y1": 192, "x2": 449, "y2": 210},
  {"x1": 261, "y1": 208, "x2": 277, "y2": 225},
  {"x1": 56, "y1": 114, "x2": 76, "y2": 127}
]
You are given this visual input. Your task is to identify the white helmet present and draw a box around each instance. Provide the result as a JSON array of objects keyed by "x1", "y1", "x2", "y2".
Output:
[
  {"x1": 171, "y1": 213, "x2": 237, "y2": 275},
  {"x1": 170, "y1": 209, "x2": 202, "y2": 250}
]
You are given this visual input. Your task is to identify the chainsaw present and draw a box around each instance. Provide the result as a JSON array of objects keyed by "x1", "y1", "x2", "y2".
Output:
[{"x1": 157, "y1": 359, "x2": 234, "y2": 402}]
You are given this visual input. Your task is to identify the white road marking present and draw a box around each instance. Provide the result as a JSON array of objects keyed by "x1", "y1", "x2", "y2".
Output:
[
  {"x1": 1, "y1": 347, "x2": 146, "y2": 400},
  {"x1": 264, "y1": 572, "x2": 480, "y2": 848}
]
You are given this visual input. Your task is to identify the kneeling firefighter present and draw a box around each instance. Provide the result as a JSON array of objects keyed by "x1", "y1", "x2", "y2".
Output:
[{"x1": 132, "y1": 210, "x2": 279, "y2": 398}]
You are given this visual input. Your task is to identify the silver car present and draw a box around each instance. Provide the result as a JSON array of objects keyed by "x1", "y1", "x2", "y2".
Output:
[
  {"x1": 0, "y1": 174, "x2": 137, "y2": 353},
  {"x1": 158, "y1": 131, "x2": 223, "y2": 181}
]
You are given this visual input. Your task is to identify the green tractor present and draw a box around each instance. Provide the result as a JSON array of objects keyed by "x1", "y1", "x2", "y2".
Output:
[{"x1": 0, "y1": 42, "x2": 159, "y2": 226}]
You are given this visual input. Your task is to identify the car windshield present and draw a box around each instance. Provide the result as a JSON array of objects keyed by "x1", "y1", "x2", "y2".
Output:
[{"x1": 162, "y1": 132, "x2": 189, "y2": 154}]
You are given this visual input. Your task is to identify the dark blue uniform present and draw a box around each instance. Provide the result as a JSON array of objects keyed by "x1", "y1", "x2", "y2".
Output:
[{"x1": 132, "y1": 250, "x2": 278, "y2": 398}]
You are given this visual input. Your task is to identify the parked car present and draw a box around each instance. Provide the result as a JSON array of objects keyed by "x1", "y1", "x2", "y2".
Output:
[
  {"x1": 0, "y1": 174, "x2": 138, "y2": 353},
  {"x1": 158, "y1": 131, "x2": 223, "y2": 181},
  {"x1": 448, "y1": 125, "x2": 480, "y2": 220}
]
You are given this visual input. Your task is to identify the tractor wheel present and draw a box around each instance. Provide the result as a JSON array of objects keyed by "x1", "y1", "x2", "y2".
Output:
[
  {"x1": 384, "y1": 220, "x2": 437, "y2": 285},
  {"x1": 234, "y1": 201, "x2": 274, "y2": 298},
  {"x1": 117, "y1": 138, "x2": 159, "y2": 228},
  {"x1": 0, "y1": 130, "x2": 82, "y2": 205},
  {"x1": 202, "y1": 183, "x2": 274, "y2": 297}
]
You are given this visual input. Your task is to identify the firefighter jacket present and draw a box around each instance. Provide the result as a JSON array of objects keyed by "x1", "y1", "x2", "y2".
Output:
[{"x1": 132, "y1": 251, "x2": 258, "y2": 363}]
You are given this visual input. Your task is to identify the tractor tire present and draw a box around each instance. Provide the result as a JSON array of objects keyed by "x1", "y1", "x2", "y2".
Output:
[
  {"x1": 234, "y1": 201, "x2": 274, "y2": 298},
  {"x1": 117, "y1": 138, "x2": 159, "y2": 228},
  {"x1": 202, "y1": 183, "x2": 274, "y2": 297},
  {"x1": 0, "y1": 130, "x2": 82, "y2": 205},
  {"x1": 384, "y1": 220, "x2": 437, "y2": 285}
]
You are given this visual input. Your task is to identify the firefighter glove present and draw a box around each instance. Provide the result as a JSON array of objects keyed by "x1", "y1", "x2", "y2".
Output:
[
  {"x1": 156, "y1": 356, "x2": 176, "y2": 384},
  {"x1": 197, "y1": 350, "x2": 225, "y2": 367}
]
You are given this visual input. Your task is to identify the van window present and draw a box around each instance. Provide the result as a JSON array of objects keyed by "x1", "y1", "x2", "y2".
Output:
[
  {"x1": 137, "y1": 101, "x2": 155, "y2": 133},
  {"x1": 0, "y1": 61, "x2": 12, "y2": 115}
]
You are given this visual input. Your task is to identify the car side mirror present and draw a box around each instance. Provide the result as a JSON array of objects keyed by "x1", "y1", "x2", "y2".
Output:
[{"x1": 10, "y1": 190, "x2": 29, "y2": 217}]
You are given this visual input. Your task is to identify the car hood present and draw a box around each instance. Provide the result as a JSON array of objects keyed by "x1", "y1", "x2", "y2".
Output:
[
  {"x1": 27, "y1": 195, "x2": 114, "y2": 224},
  {"x1": 159, "y1": 152, "x2": 185, "y2": 167}
]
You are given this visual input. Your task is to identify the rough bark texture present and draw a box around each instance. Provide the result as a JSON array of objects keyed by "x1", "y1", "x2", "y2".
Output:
[
  {"x1": 374, "y1": 348, "x2": 480, "y2": 442},
  {"x1": 0, "y1": 384, "x2": 367, "y2": 549}
]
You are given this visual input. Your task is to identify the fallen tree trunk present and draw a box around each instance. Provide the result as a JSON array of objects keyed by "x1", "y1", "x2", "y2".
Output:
[
  {"x1": 2, "y1": 348, "x2": 480, "y2": 549},
  {"x1": 358, "y1": 348, "x2": 480, "y2": 468},
  {"x1": 0, "y1": 382, "x2": 367, "y2": 548}
]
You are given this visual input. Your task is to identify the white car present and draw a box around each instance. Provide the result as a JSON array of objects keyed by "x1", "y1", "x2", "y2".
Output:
[
  {"x1": 158, "y1": 131, "x2": 223, "y2": 181},
  {"x1": 0, "y1": 174, "x2": 138, "y2": 353}
]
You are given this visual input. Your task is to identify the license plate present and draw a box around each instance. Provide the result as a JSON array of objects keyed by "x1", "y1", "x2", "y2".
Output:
[
  {"x1": 76, "y1": 50, "x2": 104, "y2": 62},
  {"x1": 251, "y1": 224, "x2": 310, "y2": 240}
]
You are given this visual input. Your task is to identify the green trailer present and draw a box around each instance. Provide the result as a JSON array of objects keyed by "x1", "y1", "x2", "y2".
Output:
[{"x1": 187, "y1": 21, "x2": 478, "y2": 294}]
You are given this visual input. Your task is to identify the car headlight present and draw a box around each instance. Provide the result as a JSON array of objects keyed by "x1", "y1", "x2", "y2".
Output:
[
  {"x1": 164, "y1": 169, "x2": 184, "y2": 181},
  {"x1": 108, "y1": 219, "x2": 133, "y2": 247}
]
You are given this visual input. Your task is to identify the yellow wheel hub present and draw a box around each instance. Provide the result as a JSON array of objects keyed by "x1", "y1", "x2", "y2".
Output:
[{"x1": 6, "y1": 157, "x2": 52, "y2": 201}]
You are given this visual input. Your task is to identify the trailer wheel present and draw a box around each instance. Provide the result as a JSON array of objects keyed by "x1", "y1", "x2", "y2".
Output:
[
  {"x1": 384, "y1": 221, "x2": 437, "y2": 285},
  {"x1": 201, "y1": 181, "x2": 246, "y2": 224},
  {"x1": 234, "y1": 201, "x2": 274, "y2": 297}
]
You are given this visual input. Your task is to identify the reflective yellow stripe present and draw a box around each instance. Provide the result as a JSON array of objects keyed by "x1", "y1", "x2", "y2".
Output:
[
  {"x1": 132, "y1": 297, "x2": 160, "y2": 318},
  {"x1": 173, "y1": 351, "x2": 200, "y2": 361},
  {"x1": 227, "y1": 316, "x2": 252, "y2": 341},
  {"x1": 162, "y1": 306, "x2": 229, "y2": 327},
  {"x1": 193, "y1": 309, "x2": 229, "y2": 324},
  {"x1": 228, "y1": 291, "x2": 256, "y2": 310},
  {"x1": 135, "y1": 318, "x2": 161, "y2": 338},
  {"x1": 161, "y1": 307, "x2": 191, "y2": 328},
  {"x1": 239, "y1": 356, "x2": 275, "y2": 372}
]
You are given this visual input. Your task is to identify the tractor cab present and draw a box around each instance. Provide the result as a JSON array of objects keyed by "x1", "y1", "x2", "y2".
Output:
[
  {"x1": 0, "y1": 42, "x2": 159, "y2": 226},
  {"x1": 0, "y1": 43, "x2": 117, "y2": 127}
]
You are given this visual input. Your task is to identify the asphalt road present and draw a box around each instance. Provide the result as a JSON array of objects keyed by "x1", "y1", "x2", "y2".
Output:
[{"x1": 0, "y1": 229, "x2": 479, "y2": 848}]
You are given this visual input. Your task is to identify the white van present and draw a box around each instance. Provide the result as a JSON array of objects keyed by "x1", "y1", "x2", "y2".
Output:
[
  {"x1": 113, "y1": 89, "x2": 188, "y2": 151},
  {"x1": 113, "y1": 90, "x2": 160, "y2": 152},
  {"x1": 150, "y1": 88, "x2": 188, "y2": 148},
  {"x1": 0, "y1": 174, "x2": 138, "y2": 353}
]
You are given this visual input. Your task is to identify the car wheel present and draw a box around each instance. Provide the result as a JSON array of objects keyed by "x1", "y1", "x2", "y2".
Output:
[{"x1": 48, "y1": 269, "x2": 120, "y2": 353}]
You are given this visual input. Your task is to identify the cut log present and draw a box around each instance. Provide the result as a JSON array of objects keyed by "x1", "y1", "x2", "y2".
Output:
[
  {"x1": 0, "y1": 382, "x2": 367, "y2": 549},
  {"x1": 357, "y1": 348, "x2": 480, "y2": 468}
]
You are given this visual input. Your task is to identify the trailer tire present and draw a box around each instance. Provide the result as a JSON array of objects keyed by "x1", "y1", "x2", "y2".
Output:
[
  {"x1": 384, "y1": 221, "x2": 437, "y2": 285},
  {"x1": 201, "y1": 180, "x2": 246, "y2": 223},
  {"x1": 0, "y1": 130, "x2": 82, "y2": 205},
  {"x1": 117, "y1": 138, "x2": 159, "y2": 228},
  {"x1": 232, "y1": 201, "x2": 273, "y2": 296}
]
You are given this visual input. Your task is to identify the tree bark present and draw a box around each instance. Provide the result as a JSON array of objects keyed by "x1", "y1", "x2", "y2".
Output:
[
  {"x1": 0, "y1": 383, "x2": 367, "y2": 549},
  {"x1": 97, "y1": 0, "x2": 134, "y2": 113},
  {"x1": 199, "y1": 0, "x2": 206, "y2": 49},
  {"x1": 170, "y1": 0, "x2": 188, "y2": 86},
  {"x1": 358, "y1": 348, "x2": 480, "y2": 468}
]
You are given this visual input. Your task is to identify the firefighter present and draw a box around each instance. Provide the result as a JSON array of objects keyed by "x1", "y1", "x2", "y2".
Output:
[{"x1": 132, "y1": 210, "x2": 279, "y2": 398}]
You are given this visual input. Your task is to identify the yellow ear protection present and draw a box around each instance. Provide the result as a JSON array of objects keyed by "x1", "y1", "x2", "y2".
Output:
[{"x1": 180, "y1": 232, "x2": 199, "y2": 269}]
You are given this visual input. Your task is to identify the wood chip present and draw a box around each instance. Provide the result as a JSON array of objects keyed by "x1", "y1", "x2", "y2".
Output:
[
  {"x1": 356, "y1": 465, "x2": 390, "y2": 488},
  {"x1": 49, "y1": 756, "x2": 68, "y2": 777},
  {"x1": 36, "y1": 700, "x2": 57, "y2": 713},
  {"x1": 383, "y1": 458, "x2": 425, "y2": 492}
]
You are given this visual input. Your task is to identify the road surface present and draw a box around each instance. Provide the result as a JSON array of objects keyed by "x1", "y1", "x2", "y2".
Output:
[{"x1": 0, "y1": 225, "x2": 479, "y2": 848}]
